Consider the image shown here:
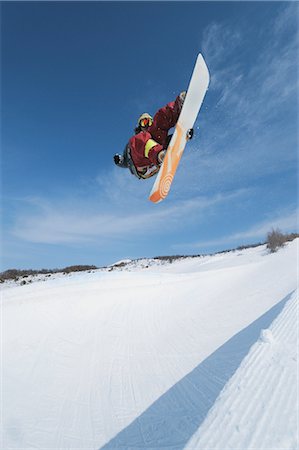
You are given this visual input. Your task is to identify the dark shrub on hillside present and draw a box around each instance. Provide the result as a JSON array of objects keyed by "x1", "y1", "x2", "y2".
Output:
[
  {"x1": 0, "y1": 265, "x2": 98, "y2": 282},
  {"x1": 153, "y1": 255, "x2": 184, "y2": 263},
  {"x1": 266, "y1": 228, "x2": 290, "y2": 253},
  {"x1": 0, "y1": 269, "x2": 44, "y2": 282},
  {"x1": 61, "y1": 265, "x2": 98, "y2": 273}
]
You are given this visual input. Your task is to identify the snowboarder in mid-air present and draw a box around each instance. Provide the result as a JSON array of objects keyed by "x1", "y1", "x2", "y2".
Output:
[{"x1": 113, "y1": 92, "x2": 186, "y2": 179}]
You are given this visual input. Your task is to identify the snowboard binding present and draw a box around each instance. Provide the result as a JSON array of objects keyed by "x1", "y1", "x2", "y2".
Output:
[{"x1": 186, "y1": 128, "x2": 194, "y2": 141}]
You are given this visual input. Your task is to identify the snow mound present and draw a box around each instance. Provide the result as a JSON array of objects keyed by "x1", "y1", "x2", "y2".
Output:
[{"x1": 109, "y1": 258, "x2": 133, "y2": 267}]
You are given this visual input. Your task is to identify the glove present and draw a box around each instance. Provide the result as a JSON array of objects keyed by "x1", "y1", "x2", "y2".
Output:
[
  {"x1": 114, "y1": 154, "x2": 122, "y2": 165},
  {"x1": 158, "y1": 150, "x2": 166, "y2": 164},
  {"x1": 114, "y1": 154, "x2": 126, "y2": 167},
  {"x1": 179, "y1": 91, "x2": 186, "y2": 108}
]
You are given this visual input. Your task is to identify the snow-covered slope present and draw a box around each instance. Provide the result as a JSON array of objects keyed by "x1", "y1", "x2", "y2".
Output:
[
  {"x1": 185, "y1": 289, "x2": 298, "y2": 450},
  {"x1": 2, "y1": 240, "x2": 298, "y2": 450}
]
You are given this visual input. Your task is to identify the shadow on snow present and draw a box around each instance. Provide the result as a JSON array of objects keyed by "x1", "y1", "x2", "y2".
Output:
[{"x1": 101, "y1": 292, "x2": 293, "y2": 450}]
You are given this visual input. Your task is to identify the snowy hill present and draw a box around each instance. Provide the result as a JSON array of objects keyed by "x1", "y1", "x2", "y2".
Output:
[{"x1": 2, "y1": 240, "x2": 298, "y2": 449}]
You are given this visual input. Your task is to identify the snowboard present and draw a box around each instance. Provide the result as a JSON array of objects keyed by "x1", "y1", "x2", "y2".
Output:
[{"x1": 149, "y1": 53, "x2": 210, "y2": 203}]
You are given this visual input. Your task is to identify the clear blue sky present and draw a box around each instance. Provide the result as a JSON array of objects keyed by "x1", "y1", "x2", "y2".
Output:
[{"x1": 1, "y1": 1, "x2": 298, "y2": 270}]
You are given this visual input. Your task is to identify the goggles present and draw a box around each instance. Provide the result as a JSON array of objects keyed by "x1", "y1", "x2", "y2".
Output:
[{"x1": 140, "y1": 117, "x2": 153, "y2": 128}]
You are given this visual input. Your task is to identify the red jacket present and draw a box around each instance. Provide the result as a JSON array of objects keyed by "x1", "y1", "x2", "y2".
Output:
[{"x1": 129, "y1": 95, "x2": 182, "y2": 170}]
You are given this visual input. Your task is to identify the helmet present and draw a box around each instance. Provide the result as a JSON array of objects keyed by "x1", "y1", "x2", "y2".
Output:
[{"x1": 137, "y1": 113, "x2": 153, "y2": 129}]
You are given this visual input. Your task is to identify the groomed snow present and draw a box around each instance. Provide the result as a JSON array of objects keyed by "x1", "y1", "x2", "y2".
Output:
[
  {"x1": 185, "y1": 289, "x2": 298, "y2": 450},
  {"x1": 2, "y1": 240, "x2": 298, "y2": 449}
]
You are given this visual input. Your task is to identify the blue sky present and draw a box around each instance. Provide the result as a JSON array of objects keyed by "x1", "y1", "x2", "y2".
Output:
[{"x1": 1, "y1": 1, "x2": 298, "y2": 270}]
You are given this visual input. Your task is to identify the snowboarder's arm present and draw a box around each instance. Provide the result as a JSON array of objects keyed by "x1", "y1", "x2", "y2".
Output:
[
  {"x1": 145, "y1": 139, "x2": 164, "y2": 166},
  {"x1": 129, "y1": 133, "x2": 164, "y2": 167}
]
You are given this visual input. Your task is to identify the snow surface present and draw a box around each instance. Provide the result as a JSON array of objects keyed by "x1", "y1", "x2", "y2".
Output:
[{"x1": 2, "y1": 240, "x2": 298, "y2": 449}]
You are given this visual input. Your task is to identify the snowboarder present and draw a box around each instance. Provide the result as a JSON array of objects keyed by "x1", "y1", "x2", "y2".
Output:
[{"x1": 113, "y1": 92, "x2": 186, "y2": 179}]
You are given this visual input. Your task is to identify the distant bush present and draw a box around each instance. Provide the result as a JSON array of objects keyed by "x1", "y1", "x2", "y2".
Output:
[
  {"x1": 110, "y1": 262, "x2": 128, "y2": 269},
  {"x1": 153, "y1": 255, "x2": 185, "y2": 264},
  {"x1": 0, "y1": 265, "x2": 98, "y2": 283},
  {"x1": 266, "y1": 229, "x2": 298, "y2": 253},
  {"x1": 61, "y1": 265, "x2": 98, "y2": 274},
  {"x1": 0, "y1": 269, "x2": 44, "y2": 282},
  {"x1": 236, "y1": 243, "x2": 263, "y2": 251}
]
